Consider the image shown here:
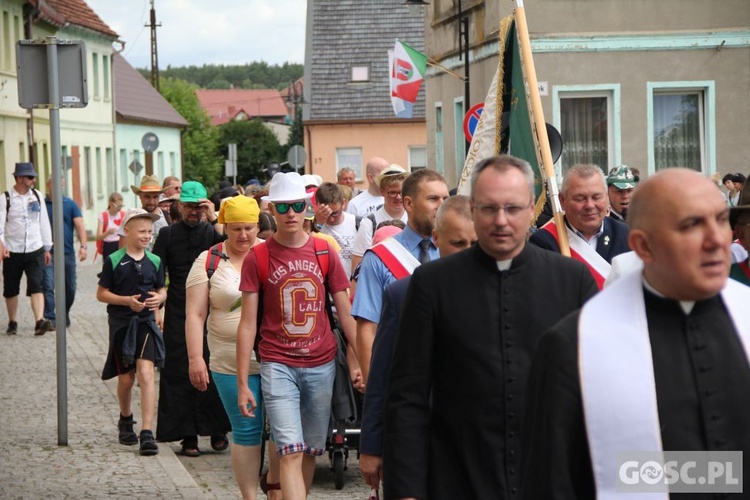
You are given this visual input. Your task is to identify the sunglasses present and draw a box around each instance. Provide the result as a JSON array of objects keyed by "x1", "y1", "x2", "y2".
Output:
[
  {"x1": 275, "y1": 201, "x2": 307, "y2": 214},
  {"x1": 133, "y1": 261, "x2": 144, "y2": 284}
]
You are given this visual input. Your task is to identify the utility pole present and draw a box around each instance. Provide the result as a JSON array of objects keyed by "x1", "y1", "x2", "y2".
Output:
[{"x1": 147, "y1": 0, "x2": 161, "y2": 90}]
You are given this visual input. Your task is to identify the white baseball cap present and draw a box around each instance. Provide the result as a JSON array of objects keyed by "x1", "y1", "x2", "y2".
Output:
[{"x1": 122, "y1": 207, "x2": 159, "y2": 226}]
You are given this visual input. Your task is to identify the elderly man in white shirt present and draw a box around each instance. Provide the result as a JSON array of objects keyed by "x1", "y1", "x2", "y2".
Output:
[{"x1": 0, "y1": 162, "x2": 53, "y2": 336}]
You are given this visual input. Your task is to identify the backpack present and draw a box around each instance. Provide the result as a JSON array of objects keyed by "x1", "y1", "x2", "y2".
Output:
[
  {"x1": 204, "y1": 242, "x2": 228, "y2": 281},
  {"x1": 4, "y1": 189, "x2": 41, "y2": 222},
  {"x1": 96, "y1": 209, "x2": 125, "y2": 258},
  {"x1": 203, "y1": 238, "x2": 335, "y2": 352},
  {"x1": 354, "y1": 212, "x2": 377, "y2": 238}
]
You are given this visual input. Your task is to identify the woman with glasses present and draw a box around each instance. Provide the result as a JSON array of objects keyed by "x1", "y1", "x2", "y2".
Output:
[
  {"x1": 185, "y1": 195, "x2": 274, "y2": 499},
  {"x1": 96, "y1": 192, "x2": 126, "y2": 263}
]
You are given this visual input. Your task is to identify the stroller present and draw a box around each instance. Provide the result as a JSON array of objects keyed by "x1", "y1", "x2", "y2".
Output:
[{"x1": 327, "y1": 327, "x2": 363, "y2": 489}]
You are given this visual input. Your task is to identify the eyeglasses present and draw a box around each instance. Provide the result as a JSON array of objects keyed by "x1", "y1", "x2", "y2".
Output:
[
  {"x1": 182, "y1": 203, "x2": 203, "y2": 211},
  {"x1": 275, "y1": 201, "x2": 307, "y2": 214},
  {"x1": 386, "y1": 190, "x2": 403, "y2": 199},
  {"x1": 472, "y1": 202, "x2": 531, "y2": 219},
  {"x1": 133, "y1": 261, "x2": 144, "y2": 284},
  {"x1": 23, "y1": 176, "x2": 35, "y2": 180}
]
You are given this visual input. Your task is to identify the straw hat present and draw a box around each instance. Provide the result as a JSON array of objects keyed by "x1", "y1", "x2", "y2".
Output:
[{"x1": 131, "y1": 175, "x2": 165, "y2": 195}]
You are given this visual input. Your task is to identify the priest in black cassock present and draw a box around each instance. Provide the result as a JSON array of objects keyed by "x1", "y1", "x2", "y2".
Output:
[
  {"x1": 153, "y1": 182, "x2": 230, "y2": 456},
  {"x1": 522, "y1": 168, "x2": 750, "y2": 499},
  {"x1": 382, "y1": 156, "x2": 598, "y2": 500}
]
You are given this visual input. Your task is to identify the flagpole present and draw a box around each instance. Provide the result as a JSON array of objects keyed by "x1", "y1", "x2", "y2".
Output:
[
  {"x1": 514, "y1": 0, "x2": 570, "y2": 257},
  {"x1": 426, "y1": 59, "x2": 464, "y2": 81}
]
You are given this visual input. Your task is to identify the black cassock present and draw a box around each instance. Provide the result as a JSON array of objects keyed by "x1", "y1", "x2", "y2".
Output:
[
  {"x1": 383, "y1": 243, "x2": 598, "y2": 500},
  {"x1": 521, "y1": 290, "x2": 750, "y2": 500},
  {"x1": 153, "y1": 221, "x2": 230, "y2": 442}
]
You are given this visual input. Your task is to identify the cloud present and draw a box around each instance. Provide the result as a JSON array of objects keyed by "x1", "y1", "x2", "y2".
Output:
[{"x1": 86, "y1": 0, "x2": 306, "y2": 68}]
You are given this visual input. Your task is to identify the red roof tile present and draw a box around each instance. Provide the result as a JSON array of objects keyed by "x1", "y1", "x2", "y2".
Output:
[
  {"x1": 46, "y1": 0, "x2": 118, "y2": 38},
  {"x1": 114, "y1": 53, "x2": 188, "y2": 128},
  {"x1": 195, "y1": 89, "x2": 289, "y2": 127}
]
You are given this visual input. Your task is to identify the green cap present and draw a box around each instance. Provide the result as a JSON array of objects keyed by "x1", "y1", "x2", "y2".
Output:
[
  {"x1": 180, "y1": 181, "x2": 207, "y2": 203},
  {"x1": 606, "y1": 165, "x2": 638, "y2": 190}
]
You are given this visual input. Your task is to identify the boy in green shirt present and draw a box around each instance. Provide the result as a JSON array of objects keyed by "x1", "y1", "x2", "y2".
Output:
[{"x1": 97, "y1": 208, "x2": 167, "y2": 456}]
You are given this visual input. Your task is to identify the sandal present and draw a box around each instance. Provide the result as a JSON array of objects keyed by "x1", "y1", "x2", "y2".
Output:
[
  {"x1": 180, "y1": 437, "x2": 200, "y2": 457},
  {"x1": 210, "y1": 434, "x2": 229, "y2": 451},
  {"x1": 260, "y1": 470, "x2": 281, "y2": 494}
]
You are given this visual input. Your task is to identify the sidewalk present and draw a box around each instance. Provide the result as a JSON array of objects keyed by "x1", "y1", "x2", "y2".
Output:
[{"x1": 0, "y1": 246, "x2": 370, "y2": 499}]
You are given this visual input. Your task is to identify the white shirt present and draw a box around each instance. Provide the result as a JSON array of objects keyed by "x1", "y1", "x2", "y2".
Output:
[
  {"x1": 351, "y1": 206, "x2": 408, "y2": 257},
  {"x1": 0, "y1": 187, "x2": 52, "y2": 253},
  {"x1": 321, "y1": 212, "x2": 358, "y2": 273},
  {"x1": 345, "y1": 190, "x2": 383, "y2": 217}
]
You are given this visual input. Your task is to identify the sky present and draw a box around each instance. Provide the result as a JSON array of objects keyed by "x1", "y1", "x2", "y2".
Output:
[{"x1": 84, "y1": 0, "x2": 307, "y2": 69}]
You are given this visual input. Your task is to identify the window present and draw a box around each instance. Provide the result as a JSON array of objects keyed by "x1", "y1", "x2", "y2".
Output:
[
  {"x1": 652, "y1": 90, "x2": 704, "y2": 172},
  {"x1": 120, "y1": 148, "x2": 128, "y2": 192},
  {"x1": 336, "y1": 148, "x2": 363, "y2": 181},
  {"x1": 92, "y1": 53, "x2": 100, "y2": 99},
  {"x1": 42, "y1": 143, "x2": 49, "y2": 182},
  {"x1": 0, "y1": 140, "x2": 5, "y2": 191},
  {"x1": 102, "y1": 55, "x2": 110, "y2": 100},
  {"x1": 2, "y1": 12, "x2": 10, "y2": 71},
  {"x1": 435, "y1": 103, "x2": 444, "y2": 174},
  {"x1": 96, "y1": 147, "x2": 103, "y2": 197},
  {"x1": 106, "y1": 148, "x2": 114, "y2": 193},
  {"x1": 170, "y1": 152, "x2": 176, "y2": 177},
  {"x1": 158, "y1": 152, "x2": 164, "y2": 179},
  {"x1": 409, "y1": 146, "x2": 427, "y2": 171},
  {"x1": 351, "y1": 65, "x2": 370, "y2": 82},
  {"x1": 554, "y1": 85, "x2": 620, "y2": 177},
  {"x1": 84, "y1": 147, "x2": 92, "y2": 208},
  {"x1": 454, "y1": 98, "x2": 465, "y2": 179},
  {"x1": 18, "y1": 141, "x2": 25, "y2": 161}
]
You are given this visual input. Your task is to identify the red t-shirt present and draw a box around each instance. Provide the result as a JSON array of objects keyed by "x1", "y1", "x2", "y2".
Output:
[{"x1": 239, "y1": 236, "x2": 350, "y2": 367}]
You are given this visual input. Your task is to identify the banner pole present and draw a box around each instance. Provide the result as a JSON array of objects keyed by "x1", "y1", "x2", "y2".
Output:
[{"x1": 514, "y1": 3, "x2": 570, "y2": 256}]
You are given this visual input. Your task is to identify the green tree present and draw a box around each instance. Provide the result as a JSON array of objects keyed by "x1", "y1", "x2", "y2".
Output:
[
  {"x1": 220, "y1": 119, "x2": 281, "y2": 183},
  {"x1": 159, "y1": 77, "x2": 222, "y2": 187}
]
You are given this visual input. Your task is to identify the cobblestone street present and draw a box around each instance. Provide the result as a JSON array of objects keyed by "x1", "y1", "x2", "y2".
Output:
[{"x1": 0, "y1": 245, "x2": 371, "y2": 498}]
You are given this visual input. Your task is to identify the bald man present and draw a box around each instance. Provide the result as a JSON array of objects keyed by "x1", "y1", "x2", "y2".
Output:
[
  {"x1": 522, "y1": 168, "x2": 750, "y2": 498},
  {"x1": 345, "y1": 157, "x2": 389, "y2": 217}
]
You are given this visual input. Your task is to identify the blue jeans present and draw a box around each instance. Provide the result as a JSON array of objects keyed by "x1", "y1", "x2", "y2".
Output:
[
  {"x1": 261, "y1": 360, "x2": 335, "y2": 457},
  {"x1": 43, "y1": 252, "x2": 76, "y2": 325}
]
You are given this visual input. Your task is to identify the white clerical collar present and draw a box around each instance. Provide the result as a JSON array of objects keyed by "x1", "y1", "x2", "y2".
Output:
[
  {"x1": 496, "y1": 259, "x2": 513, "y2": 271},
  {"x1": 641, "y1": 275, "x2": 695, "y2": 314}
]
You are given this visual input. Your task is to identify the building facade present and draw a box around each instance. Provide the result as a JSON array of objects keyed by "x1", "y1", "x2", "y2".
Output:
[
  {"x1": 421, "y1": 0, "x2": 750, "y2": 188},
  {"x1": 0, "y1": 0, "x2": 187, "y2": 232},
  {"x1": 303, "y1": 0, "x2": 427, "y2": 186}
]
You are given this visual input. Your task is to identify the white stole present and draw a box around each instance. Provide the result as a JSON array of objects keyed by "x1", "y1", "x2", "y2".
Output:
[
  {"x1": 565, "y1": 224, "x2": 611, "y2": 280},
  {"x1": 579, "y1": 272, "x2": 750, "y2": 499}
]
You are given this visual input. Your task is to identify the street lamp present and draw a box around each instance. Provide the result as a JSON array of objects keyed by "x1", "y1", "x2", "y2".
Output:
[{"x1": 404, "y1": 0, "x2": 470, "y2": 153}]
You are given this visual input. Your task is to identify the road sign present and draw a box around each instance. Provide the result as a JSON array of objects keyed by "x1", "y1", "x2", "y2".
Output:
[
  {"x1": 287, "y1": 145, "x2": 306, "y2": 171},
  {"x1": 142, "y1": 132, "x2": 159, "y2": 153},
  {"x1": 17, "y1": 40, "x2": 88, "y2": 109},
  {"x1": 129, "y1": 161, "x2": 144, "y2": 176},
  {"x1": 463, "y1": 103, "x2": 484, "y2": 143}
]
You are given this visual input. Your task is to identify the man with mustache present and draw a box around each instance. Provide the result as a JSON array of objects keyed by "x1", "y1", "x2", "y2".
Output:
[{"x1": 530, "y1": 164, "x2": 630, "y2": 288}]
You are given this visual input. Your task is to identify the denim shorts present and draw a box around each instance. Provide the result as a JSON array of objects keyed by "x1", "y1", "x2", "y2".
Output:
[
  {"x1": 261, "y1": 360, "x2": 335, "y2": 457},
  {"x1": 212, "y1": 371, "x2": 264, "y2": 447}
]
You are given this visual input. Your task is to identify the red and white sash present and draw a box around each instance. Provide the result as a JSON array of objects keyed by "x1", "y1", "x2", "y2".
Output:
[
  {"x1": 579, "y1": 272, "x2": 750, "y2": 499},
  {"x1": 541, "y1": 221, "x2": 610, "y2": 289},
  {"x1": 370, "y1": 237, "x2": 420, "y2": 280}
]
